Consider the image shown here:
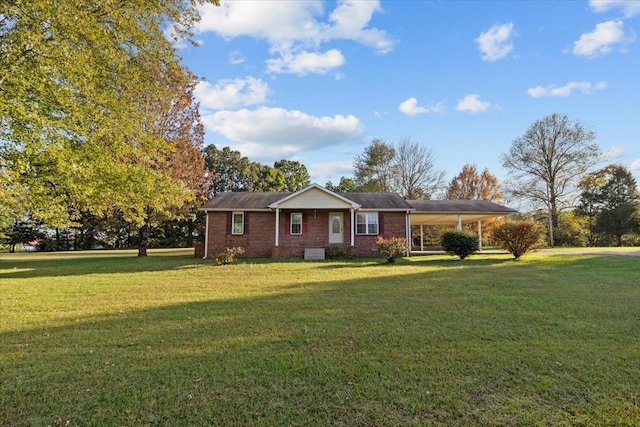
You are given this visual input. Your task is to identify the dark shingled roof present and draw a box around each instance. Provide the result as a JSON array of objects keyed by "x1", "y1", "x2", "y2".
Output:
[
  {"x1": 201, "y1": 191, "x2": 415, "y2": 210},
  {"x1": 200, "y1": 190, "x2": 517, "y2": 215},
  {"x1": 406, "y1": 199, "x2": 518, "y2": 214},
  {"x1": 339, "y1": 192, "x2": 414, "y2": 210},
  {"x1": 201, "y1": 192, "x2": 290, "y2": 210}
]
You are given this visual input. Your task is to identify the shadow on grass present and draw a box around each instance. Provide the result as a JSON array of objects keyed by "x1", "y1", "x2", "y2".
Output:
[
  {"x1": 0, "y1": 249, "x2": 208, "y2": 279},
  {"x1": 3, "y1": 254, "x2": 640, "y2": 426}
]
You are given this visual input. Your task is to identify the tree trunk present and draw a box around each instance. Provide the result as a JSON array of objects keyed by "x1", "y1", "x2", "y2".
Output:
[
  {"x1": 9, "y1": 244, "x2": 16, "y2": 253},
  {"x1": 137, "y1": 224, "x2": 149, "y2": 257},
  {"x1": 186, "y1": 218, "x2": 194, "y2": 247}
]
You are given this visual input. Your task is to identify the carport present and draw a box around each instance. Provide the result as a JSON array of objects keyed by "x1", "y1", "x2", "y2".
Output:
[{"x1": 406, "y1": 200, "x2": 518, "y2": 253}]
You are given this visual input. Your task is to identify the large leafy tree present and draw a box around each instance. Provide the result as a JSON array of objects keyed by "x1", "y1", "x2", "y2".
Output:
[
  {"x1": 274, "y1": 159, "x2": 310, "y2": 192},
  {"x1": 325, "y1": 177, "x2": 357, "y2": 193},
  {"x1": 353, "y1": 139, "x2": 396, "y2": 192},
  {"x1": 578, "y1": 164, "x2": 639, "y2": 246},
  {"x1": 392, "y1": 138, "x2": 445, "y2": 200},
  {"x1": 128, "y1": 61, "x2": 206, "y2": 256},
  {"x1": 1, "y1": 0, "x2": 218, "y2": 248},
  {"x1": 576, "y1": 165, "x2": 612, "y2": 246},
  {"x1": 203, "y1": 146, "x2": 257, "y2": 196},
  {"x1": 446, "y1": 164, "x2": 502, "y2": 202},
  {"x1": 501, "y1": 113, "x2": 600, "y2": 246},
  {"x1": 249, "y1": 165, "x2": 286, "y2": 192}
]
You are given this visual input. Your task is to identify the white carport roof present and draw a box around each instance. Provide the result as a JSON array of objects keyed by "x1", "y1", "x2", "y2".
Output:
[{"x1": 407, "y1": 200, "x2": 518, "y2": 225}]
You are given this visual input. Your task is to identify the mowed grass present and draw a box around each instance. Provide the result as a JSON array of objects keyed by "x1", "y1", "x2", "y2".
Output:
[{"x1": 1, "y1": 250, "x2": 639, "y2": 426}]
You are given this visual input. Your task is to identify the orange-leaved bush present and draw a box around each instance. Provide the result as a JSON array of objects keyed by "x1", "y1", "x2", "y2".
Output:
[{"x1": 491, "y1": 220, "x2": 544, "y2": 259}]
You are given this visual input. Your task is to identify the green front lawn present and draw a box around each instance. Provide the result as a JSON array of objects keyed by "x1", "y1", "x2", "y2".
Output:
[{"x1": 1, "y1": 250, "x2": 639, "y2": 426}]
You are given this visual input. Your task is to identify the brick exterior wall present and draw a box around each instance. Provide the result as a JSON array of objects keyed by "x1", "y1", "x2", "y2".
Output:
[{"x1": 205, "y1": 209, "x2": 407, "y2": 259}]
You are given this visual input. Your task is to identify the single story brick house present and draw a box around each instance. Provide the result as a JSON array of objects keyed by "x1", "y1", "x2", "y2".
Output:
[{"x1": 200, "y1": 183, "x2": 517, "y2": 259}]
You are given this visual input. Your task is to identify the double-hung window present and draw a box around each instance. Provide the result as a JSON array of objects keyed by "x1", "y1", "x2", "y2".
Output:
[
  {"x1": 290, "y1": 213, "x2": 302, "y2": 235},
  {"x1": 232, "y1": 212, "x2": 244, "y2": 235},
  {"x1": 356, "y1": 212, "x2": 379, "y2": 235}
]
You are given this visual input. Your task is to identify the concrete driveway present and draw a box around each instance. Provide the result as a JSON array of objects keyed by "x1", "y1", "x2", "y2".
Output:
[{"x1": 537, "y1": 248, "x2": 640, "y2": 257}]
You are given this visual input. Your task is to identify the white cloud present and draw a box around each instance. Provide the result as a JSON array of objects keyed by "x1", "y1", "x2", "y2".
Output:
[
  {"x1": 201, "y1": 107, "x2": 365, "y2": 161},
  {"x1": 601, "y1": 146, "x2": 627, "y2": 159},
  {"x1": 307, "y1": 160, "x2": 354, "y2": 184},
  {"x1": 323, "y1": 0, "x2": 395, "y2": 54},
  {"x1": 399, "y1": 98, "x2": 427, "y2": 116},
  {"x1": 398, "y1": 98, "x2": 446, "y2": 116},
  {"x1": 590, "y1": 0, "x2": 640, "y2": 17},
  {"x1": 630, "y1": 158, "x2": 640, "y2": 174},
  {"x1": 193, "y1": 0, "x2": 394, "y2": 74},
  {"x1": 573, "y1": 20, "x2": 634, "y2": 57},
  {"x1": 476, "y1": 23, "x2": 515, "y2": 61},
  {"x1": 456, "y1": 94, "x2": 491, "y2": 113},
  {"x1": 194, "y1": 77, "x2": 270, "y2": 110},
  {"x1": 228, "y1": 51, "x2": 246, "y2": 65},
  {"x1": 266, "y1": 49, "x2": 345, "y2": 75},
  {"x1": 527, "y1": 81, "x2": 608, "y2": 97}
]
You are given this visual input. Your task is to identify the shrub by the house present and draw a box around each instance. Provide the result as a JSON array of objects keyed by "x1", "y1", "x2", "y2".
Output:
[
  {"x1": 376, "y1": 236, "x2": 407, "y2": 263},
  {"x1": 491, "y1": 220, "x2": 544, "y2": 259},
  {"x1": 215, "y1": 247, "x2": 245, "y2": 265},
  {"x1": 440, "y1": 230, "x2": 479, "y2": 260}
]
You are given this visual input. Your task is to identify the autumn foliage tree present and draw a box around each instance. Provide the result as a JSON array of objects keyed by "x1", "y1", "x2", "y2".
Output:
[
  {"x1": 0, "y1": 0, "x2": 218, "y2": 255},
  {"x1": 446, "y1": 164, "x2": 502, "y2": 202},
  {"x1": 129, "y1": 61, "x2": 206, "y2": 256}
]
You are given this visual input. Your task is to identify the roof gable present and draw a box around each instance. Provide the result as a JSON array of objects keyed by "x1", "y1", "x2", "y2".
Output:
[{"x1": 269, "y1": 184, "x2": 360, "y2": 209}]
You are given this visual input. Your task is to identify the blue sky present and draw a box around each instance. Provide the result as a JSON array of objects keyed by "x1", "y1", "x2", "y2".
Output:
[{"x1": 177, "y1": 0, "x2": 640, "y2": 188}]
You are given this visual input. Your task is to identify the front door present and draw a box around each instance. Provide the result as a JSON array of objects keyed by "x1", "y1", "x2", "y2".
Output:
[{"x1": 329, "y1": 212, "x2": 343, "y2": 244}]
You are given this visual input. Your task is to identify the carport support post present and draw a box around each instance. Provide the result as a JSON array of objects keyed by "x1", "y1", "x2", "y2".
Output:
[
  {"x1": 478, "y1": 220, "x2": 482, "y2": 252},
  {"x1": 350, "y1": 208, "x2": 355, "y2": 247},
  {"x1": 203, "y1": 212, "x2": 209, "y2": 259},
  {"x1": 457, "y1": 215, "x2": 462, "y2": 231},
  {"x1": 275, "y1": 208, "x2": 280, "y2": 247},
  {"x1": 420, "y1": 225, "x2": 424, "y2": 251}
]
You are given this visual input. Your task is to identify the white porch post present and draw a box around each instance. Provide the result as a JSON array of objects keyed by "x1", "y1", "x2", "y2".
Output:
[
  {"x1": 406, "y1": 212, "x2": 411, "y2": 255},
  {"x1": 478, "y1": 220, "x2": 483, "y2": 252},
  {"x1": 420, "y1": 225, "x2": 424, "y2": 252},
  {"x1": 203, "y1": 211, "x2": 209, "y2": 259},
  {"x1": 275, "y1": 208, "x2": 280, "y2": 247},
  {"x1": 350, "y1": 208, "x2": 355, "y2": 246},
  {"x1": 457, "y1": 215, "x2": 462, "y2": 231}
]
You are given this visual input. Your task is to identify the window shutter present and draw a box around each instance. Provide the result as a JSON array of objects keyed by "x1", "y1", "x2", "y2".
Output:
[
  {"x1": 378, "y1": 212, "x2": 384, "y2": 235},
  {"x1": 244, "y1": 212, "x2": 249, "y2": 234},
  {"x1": 226, "y1": 212, "x2": 232, "y2": 235},
  {"x1": 285, "y1": 212, "x2": 290, "y2": 234},
  {"x1": 302, "y1": 213, "x2": 308, "y2": 235}
]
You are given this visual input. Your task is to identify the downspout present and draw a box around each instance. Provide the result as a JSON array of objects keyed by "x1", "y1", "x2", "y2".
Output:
[
  {"x1": 202, "y1": 211, "x2": 209, "y2": 259},
  {"x1": 478, "y1": 220, "x2": 482, "y2": 252}
]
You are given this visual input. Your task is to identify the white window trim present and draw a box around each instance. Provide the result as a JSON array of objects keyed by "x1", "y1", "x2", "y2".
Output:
[
  {"x1": 290, "y1": 212, "x2": 302, "y2": 235},
  {"x1": 232, "y1": 211, "x2": 244, "y2": 235},
  {"x1": 356, "y1": 212, "x2": 379, "y2": 235}
]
